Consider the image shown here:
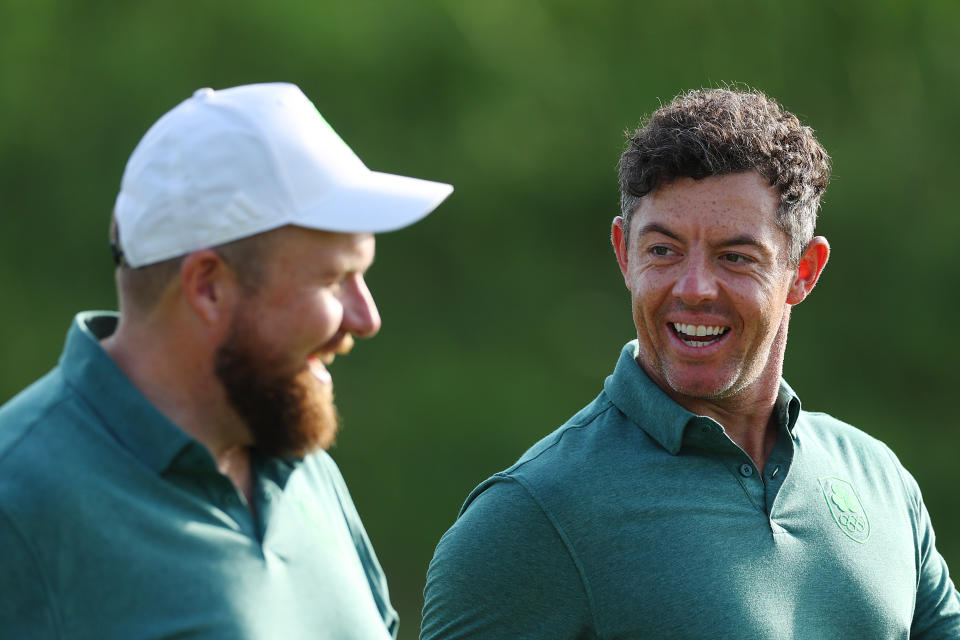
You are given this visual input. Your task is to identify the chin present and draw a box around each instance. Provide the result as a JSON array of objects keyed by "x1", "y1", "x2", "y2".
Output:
[
  {"x1": 662, "y1": 367, "x2": 742, "y2": 402},
  {"x1": 272, "y1": 368, "x2": 340, "y2": 455}
]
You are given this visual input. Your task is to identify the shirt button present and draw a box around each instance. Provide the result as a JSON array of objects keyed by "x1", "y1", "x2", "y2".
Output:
[{"x1": 739, "y1": 463, "x2": 754, "y2": 477}]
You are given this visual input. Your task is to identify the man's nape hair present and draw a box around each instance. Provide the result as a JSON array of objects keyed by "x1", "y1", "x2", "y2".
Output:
[
  {"x1": 109, "y1": 216, "x2": 273, "y2": 313},
  {"x1": 618, "y1": 87, "x2": 831, "y2": 264}
]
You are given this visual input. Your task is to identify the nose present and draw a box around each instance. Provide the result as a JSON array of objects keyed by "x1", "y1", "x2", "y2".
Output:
[
  {"x1": 672, "y1": 256, "x2": 718, "y2": 306},
  {"x1": 342, "y1": 274, "x2": 381, "y2": 338}
]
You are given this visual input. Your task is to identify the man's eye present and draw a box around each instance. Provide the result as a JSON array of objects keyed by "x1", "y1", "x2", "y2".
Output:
[
  {"x1": 651, "y1": 246, "x2": 674, "y2": 257},
  {"x1": 722, "y1": 253, "x2": 751, "y2": 264}
]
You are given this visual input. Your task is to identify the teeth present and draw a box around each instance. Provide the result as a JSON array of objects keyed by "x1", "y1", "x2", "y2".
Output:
[
  {"x1": 672, "y1": 323, "x2": 728, "y2": 337},
  {"x1": 308, "y1": 357, "x2": 332, "y2": 385}
]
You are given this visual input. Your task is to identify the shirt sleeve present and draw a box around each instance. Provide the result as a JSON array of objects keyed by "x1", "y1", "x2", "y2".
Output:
[
  {"x1": 908, "y1": 481, "x2": 960, "y2": 638},
  {"x1": 420, "y1": 476, "x2": 596, "y2": 640},
  {"x1": 881, "y1": 444, "x2": 960, "y2": 638},
  {"x1": 0, "y1": 506, "x2": 59, "y2": 637}
]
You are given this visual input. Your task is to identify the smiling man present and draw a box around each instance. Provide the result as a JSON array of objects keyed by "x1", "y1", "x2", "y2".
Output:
[
  {"x1": 421, "y1": 89, "x2": 959, "y2": 639},
  {"x1": 0, "y1": 83, "x2": 451, "y2": 639}
]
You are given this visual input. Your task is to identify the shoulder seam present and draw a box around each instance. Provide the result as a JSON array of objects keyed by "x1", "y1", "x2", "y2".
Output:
[
  {"x1": 0, "y1": 504, "x2": 63, "y2": 637},
  {"x1": 879, "y1": 444, "x2": 924, "y2": 526},
  {"x1": 505, "y1": 399, "x2": 618, "y2": 476},
  {"x1": 507, "y1": 474, "x2": 605, "y2": 638},
  {"x1": 0, "y1": 383, "x2": 72, "y2": 469},
  {"x1": 877, "y1": 444, "x2": 930, "y2": 599},
  {"x1": 879, "y1": 445, "x2": 913, "y2": 503}
]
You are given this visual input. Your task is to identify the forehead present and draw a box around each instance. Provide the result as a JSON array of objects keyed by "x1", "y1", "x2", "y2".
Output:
[
  {"x1": 632, "y1": 172, "x2": 781, "y2": 241},
  {"x1": 267, "y1": 226, "x2": 376, "y2": 274}
]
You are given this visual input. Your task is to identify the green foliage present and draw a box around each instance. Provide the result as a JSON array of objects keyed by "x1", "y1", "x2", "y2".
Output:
[{"x1": 2, "y1": 1, "x2": 958, "y2": 636}]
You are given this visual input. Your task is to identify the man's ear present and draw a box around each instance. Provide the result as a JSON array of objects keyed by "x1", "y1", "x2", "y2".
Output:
[
  {"x1": 786, "y1": 236, "x2": 830, "y2": 305},
  {"x1": 612, "y1": 216, "x2": 630, "y2": 280},
  {"x1": 179, "y1": 250, "x2": 241, "y2": 325}
]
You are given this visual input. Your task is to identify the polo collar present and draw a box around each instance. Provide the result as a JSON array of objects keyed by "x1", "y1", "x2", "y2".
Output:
[
  {"x1": 775, "y1": 377, "x2": 802, "y2": 436},
  {"x1": 604, "y1": 340, "x2": 802, "y2": 455},
  {"x1": 60, "y1": 312, "x2": 196, "y2": 473}
]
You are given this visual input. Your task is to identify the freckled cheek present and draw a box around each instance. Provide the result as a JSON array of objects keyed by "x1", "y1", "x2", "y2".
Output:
[
  {"x1": 630, "y1": 274, "x2": 671, "y2": 308},
  {"x1": 630, "y1": 290, "x2": 669, "y2": 339},
  {"x1": 730, "y1": 295, "x2": 783, "y2": 341},
  {"x1": 719, "y1": 276, "x2": 771, "y2": 304}
]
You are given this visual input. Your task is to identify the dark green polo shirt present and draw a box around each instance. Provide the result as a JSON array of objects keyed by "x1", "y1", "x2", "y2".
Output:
[
  {"x1": 0, "y1": 312, "x2": 397, "y2": 639},
  {"x1": 422, "y1": 341, "x2": 960, "y2": 639}
]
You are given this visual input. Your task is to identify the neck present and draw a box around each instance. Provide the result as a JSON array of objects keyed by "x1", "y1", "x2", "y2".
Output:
[
  {"x1": 101, "y1": 312, "x2": 255, "y2": 490},
  {"x1": 218, "y1": 445, "x2": 256, "y2": 508},
  {"x1": 679, "y1": 385, "x2": 781, "y2": 471}
]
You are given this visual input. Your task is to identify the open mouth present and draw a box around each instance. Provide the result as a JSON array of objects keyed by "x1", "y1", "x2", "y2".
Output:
[
  {"x1": 670, "y1": 323, "x2": 730, "y2": 348},
  {"x1": 307, "y1": 354, "x2": 333, "y2": 384},
  {"x1": 307, "y1": 335, "x2": 355, "y2": 385}
]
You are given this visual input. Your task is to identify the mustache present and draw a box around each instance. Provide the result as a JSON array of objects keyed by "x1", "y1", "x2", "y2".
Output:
[
  {"x1": 334, "y1": 333, "x2": 354, "y2": 355},
  {"x1": 313, "y1": 332, "x2": 354, "y2": 358}
]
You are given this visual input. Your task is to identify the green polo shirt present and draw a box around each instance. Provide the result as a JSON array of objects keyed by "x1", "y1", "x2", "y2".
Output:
[
  {"x1": 422, "y1": 341, "x2": 960, "y2": 639},
  {"x1": 0, "y1": 312, "x2": 398, "y2": 639}
]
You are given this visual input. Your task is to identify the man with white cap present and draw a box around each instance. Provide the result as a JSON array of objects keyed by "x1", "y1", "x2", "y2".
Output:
[{"x1": 0, "y1": 83, "x2": 452, "y2": 639}]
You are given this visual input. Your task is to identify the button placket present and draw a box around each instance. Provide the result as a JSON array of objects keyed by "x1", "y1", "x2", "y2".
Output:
[{"x1": 724, "y1": 455, "x2": 766, "y2": 512}]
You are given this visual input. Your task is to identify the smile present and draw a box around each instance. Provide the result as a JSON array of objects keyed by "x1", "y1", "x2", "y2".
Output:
[
  {"x1": 307, "y1": 353, "x2": 333, "y2": 385},
  {"x1": 671, "y1": 323, "x2": 730, "y2": 348}
]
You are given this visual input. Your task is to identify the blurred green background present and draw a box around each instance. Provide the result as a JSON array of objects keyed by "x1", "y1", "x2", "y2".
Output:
[{"x1": 1, "y1": 0, "x2": 957, "y2": 636}]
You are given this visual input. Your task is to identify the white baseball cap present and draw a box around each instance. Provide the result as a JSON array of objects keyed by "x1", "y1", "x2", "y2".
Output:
[{"x1": 113, "y1": 82, "x2": 453, "y2": 267}]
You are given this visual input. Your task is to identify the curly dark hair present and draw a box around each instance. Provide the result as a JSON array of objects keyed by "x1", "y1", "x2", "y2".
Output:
[{"x1": 618, "y1": 88, "x2": 831, "y2": 264}]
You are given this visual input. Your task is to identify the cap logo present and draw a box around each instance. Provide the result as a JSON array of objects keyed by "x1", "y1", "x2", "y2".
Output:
[{"x1": 818, "y1": 476, "x2": 870, "y2": 543}]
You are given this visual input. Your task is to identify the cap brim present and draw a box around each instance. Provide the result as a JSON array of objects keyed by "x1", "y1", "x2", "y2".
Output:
[{"x1": 295, "y1": 170, "x2": 453, "y2": 234}]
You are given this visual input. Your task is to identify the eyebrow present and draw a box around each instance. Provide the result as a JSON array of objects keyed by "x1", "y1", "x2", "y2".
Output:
[
  {"x1": 636, "y1": 223, "x2": 681, "y2": 242},
  {"x1": 637, "y1": 223, "x2": 770, "y2": 255},
  {"x1": 720, "y1": 234, "x2": 766, "y2": 251}
]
